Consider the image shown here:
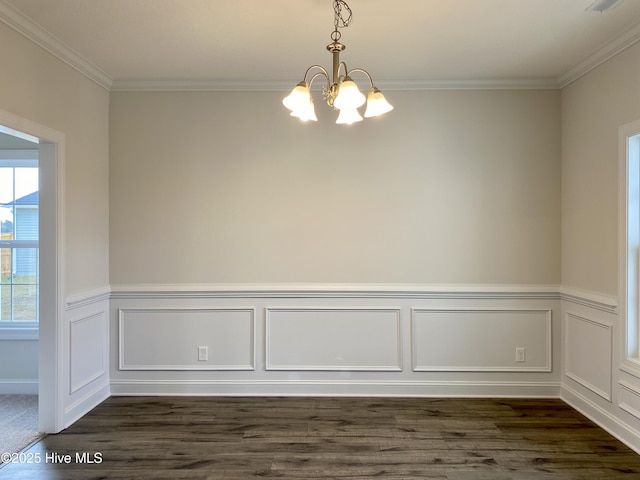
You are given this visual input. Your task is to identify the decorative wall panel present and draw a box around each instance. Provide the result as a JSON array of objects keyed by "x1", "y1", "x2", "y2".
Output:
[
  {"x1": 266, "y1": 308, "x2": 402, "y2": 371},
  {"x1": 119, "y1": 308, "x2": 255, "y2": 370},
  {"x1": 565, "y1": 312, "x2": 612, "y2": 401},
  {"x1": 70, "y1": 311, "x2": 107, "y2": 393},
  {"x1": 412, "y1": 309, "x2": 552, "y2": 372}
]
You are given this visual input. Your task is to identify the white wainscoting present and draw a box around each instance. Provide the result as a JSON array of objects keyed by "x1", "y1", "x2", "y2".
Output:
[
  {"x1": 266, "y1": 308, "x2": 402, "y2": 371},
  {"x1": 119, "y1": 308, "x2": 255, "y2": 370},
  {"x1": 412, "y1": 309, "x2": 552, "y2": 372},
  {"x1": 109, "y1": 284, "x2": 561, "y2": 397},
  {"x1": 560, "y1": 289, "x2": 640, "y2": 455},
  {"x1": 70, "y1": 311, "x2": 107, "y2": 394},
  {"x1": 564, "y1": 311, "x2": 613, "y2": 401},
  {"x1": 63, "y1": 288, "x2": 110, "y2": 428},
  {"x1": 619, "y1": 381, "x2": 640, "y2": 420}
]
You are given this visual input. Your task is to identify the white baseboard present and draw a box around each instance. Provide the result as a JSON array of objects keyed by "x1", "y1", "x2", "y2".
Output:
[
  {"x1": 0, "y1": 380, "x2": 38, "y2": 394},
  {"x1": 63, "y1": 381, "x2": 110, "y2": 429},
  {"x1": 110, "y1": 379, "x2": 561, "y2": 398},
  {"x1": 562, "y1": 384, "x2": 640, "y2": 455}
]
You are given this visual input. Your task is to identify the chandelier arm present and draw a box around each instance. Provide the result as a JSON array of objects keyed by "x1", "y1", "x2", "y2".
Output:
[
  {"x1": 303, "y1": 65, "x2": 330, "y2": 84},
  {"x1": 345, "y1": 67, "x2": 375, "y2": 88},
  {"x1": 336, "y1": 61, "x2": 349, "y2": 84},
  {"x1": 308, "y1": 71, "x2": 331, "y2": 91}
]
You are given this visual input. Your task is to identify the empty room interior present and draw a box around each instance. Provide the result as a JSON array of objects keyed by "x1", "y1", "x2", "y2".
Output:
[{"x1": 4, "y1": 0, "x2": 640, "y2": 476}]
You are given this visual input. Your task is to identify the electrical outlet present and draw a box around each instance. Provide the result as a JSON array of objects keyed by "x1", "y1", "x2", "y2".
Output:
[
  {"x1": 198, "y1": 346, "x2": 208, "y2": 361},
  {"x1": 515, "y1": 347, "x2": 526, "y2": 363}
]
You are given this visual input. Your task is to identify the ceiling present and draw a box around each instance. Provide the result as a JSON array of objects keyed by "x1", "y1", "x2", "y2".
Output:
[{"x1": 2, "y1": 0, "x2": 640, "y2": 90}]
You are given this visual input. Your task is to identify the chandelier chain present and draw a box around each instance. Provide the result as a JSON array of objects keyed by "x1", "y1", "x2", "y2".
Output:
[
  {"x1": 334, "y1": 0, "x2": 353, "y2": 29},
  {"x1": 330, "y1": 0, "x2": 352, "y2": 42}
]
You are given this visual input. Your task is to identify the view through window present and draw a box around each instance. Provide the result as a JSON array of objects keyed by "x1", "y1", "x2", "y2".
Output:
[
  {"x1": 621, "y1": 120, "x2": 640, "y2": 368},
  {"x1": 0, "y1": 158, "x2": 38, "y2": 325}
]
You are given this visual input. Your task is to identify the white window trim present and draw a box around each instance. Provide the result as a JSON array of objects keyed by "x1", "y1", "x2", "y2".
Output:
[
  {"x1": 619, "y1": 119, "x2": 640, "y2": 377},
  {"x1": 0, "y1": 325, "x2": 38, "y2": 340}
]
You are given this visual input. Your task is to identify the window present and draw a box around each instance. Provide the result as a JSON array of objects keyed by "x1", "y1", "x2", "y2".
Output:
[
  {"x1": 620, "y1": 120, "x2": 640, "y2": 373},
  {"x1": 0, "y1": 155, "x2": 38, "y2": 332}
]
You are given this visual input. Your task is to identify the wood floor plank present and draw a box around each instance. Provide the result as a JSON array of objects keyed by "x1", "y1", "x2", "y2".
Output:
[{"x1": 2, "y1": 397, "x2": 640, "y2": 479}]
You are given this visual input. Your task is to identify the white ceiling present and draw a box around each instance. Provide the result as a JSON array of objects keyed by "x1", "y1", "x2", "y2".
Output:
[{"x1": 2, "y1": 0, "x2": 640, "y2": 90}]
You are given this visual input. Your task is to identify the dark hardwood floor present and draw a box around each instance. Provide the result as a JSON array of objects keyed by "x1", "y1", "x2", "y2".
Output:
[{"x1": 2, "y1": 396, "x2": 640, "y2": 479}]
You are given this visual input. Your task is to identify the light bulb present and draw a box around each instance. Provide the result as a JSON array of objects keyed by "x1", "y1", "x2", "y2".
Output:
[
  {"x1": 335, "y1": 108, "x2": 363, "y2": 125},
  {"x1": 283, "y1": 82, "x2": 312, "y2": 113},
  {"x1": 333, "y1": 76, "x2": 366, "y2": 110},
  {"x1": 364, "y1": 87, "x2": 394, "y2": 118},
  {"x1": 290, "y1": 97, "x2": 318, "y2": 122}
]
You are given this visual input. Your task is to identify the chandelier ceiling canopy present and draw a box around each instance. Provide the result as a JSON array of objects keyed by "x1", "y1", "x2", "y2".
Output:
[{"x1": 282, "y1": 0, "x2": 394, "y2": 125}]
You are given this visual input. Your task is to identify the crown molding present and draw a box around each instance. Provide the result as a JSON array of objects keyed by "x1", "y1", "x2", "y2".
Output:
[
  {"x1": 111, "y1": 77, "x2": 561, "y2": 92},
  {"x1": 0, "y1": 0, "x2": 113, "y2": 91},
  {"x1": 2, "y1": 0, "x2": 639, "y2": 93},
  {"x1": 110, "y1": 79, "x2": 293, "y2": 92},
  {"x1": 378, "y1": 78, "x2": 561, "y2": 91},
  {"x1": 558, "y1": 20, "x2": 640, "y2": 88}
]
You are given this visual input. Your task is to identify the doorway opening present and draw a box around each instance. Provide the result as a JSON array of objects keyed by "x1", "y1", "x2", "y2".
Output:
[
  {"x1": 0, "y1": 132, "x2": 40, "y2": 456},
  {"x1": 0, "y1": 110, "x2": 65, "y2": 436}
]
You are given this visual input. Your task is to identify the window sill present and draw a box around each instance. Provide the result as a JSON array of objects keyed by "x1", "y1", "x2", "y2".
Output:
[{"x1": 0, "y1": 326, "x2": 39, "y2": 340}]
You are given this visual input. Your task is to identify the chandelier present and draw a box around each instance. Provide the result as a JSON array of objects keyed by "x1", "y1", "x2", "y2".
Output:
[{"x1": 283, "y1": 0, "x2": 393, "y2": 125}]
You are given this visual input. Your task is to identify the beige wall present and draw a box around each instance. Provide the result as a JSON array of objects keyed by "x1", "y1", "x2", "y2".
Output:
[
  {"x1": 0, "y1": 21, "x2": 109, "y2": 394},
  {"x1": 110, "y1": 89, "x2": 560, "y2": 285},
  {"x1": 0, "y1": 21, "x2": 110, "y2": 295},
  {"x1": 561, "y1": 41, "x2": 640, "y2": 297}
]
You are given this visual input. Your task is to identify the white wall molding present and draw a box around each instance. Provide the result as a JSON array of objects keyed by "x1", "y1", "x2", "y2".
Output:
[
  {"x1": 562, "y1": 384, "x2": 640, "y2": 455},
  {"x1": 110, "y1": 77, "x2": 562, "y2": 92},
  {"x1": 110, "y1": 283, "x2": 561, "y2": 300},
  {"x1": 619, "y1": 381, "x2": 640, "y2": 421},
  {"x1": 66, "y1": 285, "x2": 111, "y2": 310},
  {"x1": 69, "y1": 311, "x2": 107, "y2": 394},
  {"x1": 110, "y1": 284, "x2": 562, "y2": 399},
  {"x1": 559, "y1": 286, "x2": 618, "y2": 314},
  {"x1": 118, "y1": 308, "x2": 255, "y2": 371},
  {"x1": 265, "y1": 308, "x2": 402, "y2": 372},
  {"x1": 564, "y1": 312, "x2": 613, "y2": 401},
  {"x1": 2, "y1": 0, "x2": 640, "y2": 93},
  {"x1": 558, "y1": 21, "x2": 640, "y2": 88},
  {"x1": 110, "y1": 378, "x2": 561, "y2": 398},
  {"x1": 63, "y1": 382, "x2": 110, "y2": 429},
  {"x1": 64, "y1": 293, "x2": 110, "y2": 429},
  {"x1": 412, "y1": 309, "x2": 552, "y2": 372},
  {"x1": 0, "y1": 379, "x2": 37, "y2": 394},
  {"x1": 0, "y1": 0, "x2": 112, "y2": 90}
]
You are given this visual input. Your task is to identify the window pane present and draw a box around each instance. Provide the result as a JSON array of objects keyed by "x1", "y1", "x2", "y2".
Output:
[
  {"x1": 0, "y1": 168, "x2": 13, "y2": 204},
  {"x1": 0, "y1": 248, "x2": 11, "y2": 283},
  {"x1": 13, "y1": 285, "x2": 37, "y2": 321},
  {"x1": 13, "y1": 247, "x2": 38, "y2": 281},
  {"x1": 0, "y1": 205, "x2": 13, "y2": 239},
  {"x1": 14, "y1": 167, "x2": 38, "y2": 200},
  {"x1": 0, "y1": 163, "x2": 39, "y2": 326},
  {"x1": 0, "y1": 284, "x2": 10, "y2": 321}
]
